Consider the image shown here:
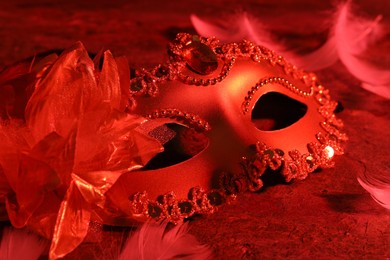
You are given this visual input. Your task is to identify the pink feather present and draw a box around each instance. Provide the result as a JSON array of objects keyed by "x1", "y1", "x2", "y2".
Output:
[
  {"x1": 191, "y1": 1, "x2": 390, "y2": 98},
  {"x1": 358, "y1": 171, "x2": 390, "y2": 210},
  {"x1": 190, "y1": 12, "x2": 337, "y2": 70},
  {"x1": 333, "y1": 1, "x2": 390, "y2": 99},
  {"x1": 0, "y1": 227, "x2": 47, "y2": 260},
  {"x1": 119, "y1": 221, "x2": 212, "y2": 260},
  {"x1": 190, "y1": 13, "x2": 285, "y2": 53}
]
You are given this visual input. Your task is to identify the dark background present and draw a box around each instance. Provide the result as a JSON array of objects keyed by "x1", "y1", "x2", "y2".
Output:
[{"x1": 1, "y1": 0, "x2": 389, "y2": 258}]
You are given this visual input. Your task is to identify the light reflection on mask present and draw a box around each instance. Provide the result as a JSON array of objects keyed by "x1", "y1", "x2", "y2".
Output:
[{"x1": 106, "y1": 34, "x2": 347, "y2": 223}]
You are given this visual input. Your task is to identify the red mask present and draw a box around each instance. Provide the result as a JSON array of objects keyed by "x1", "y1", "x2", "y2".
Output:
[{"x1": 106, "y1": 34, "x2": 347, "y2": 223}]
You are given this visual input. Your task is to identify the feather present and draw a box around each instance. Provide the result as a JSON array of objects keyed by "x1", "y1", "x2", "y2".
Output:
[
  {"x1": 119, "y1": 221, "x2": 212, "y2": 260},
  {"x1": 190, "y1": 12, "x2": 337, "y2": 70},
  {"x1": 333, "y1": 1, "x2": 390, "y2": 99},
  {"x1": 358, "y1": 171, "x2": 390, "y2": 210},
  {"x1": 0, "y1": 227, "x2": 47, "y2": 260},
  {"x1": 285, "y1": 35, "x2": 339, "y2": 71},
  {"x1": 191, "y1": 13, "x2": 285, "y2": 53},
  {"x1": 191, "y1": 2, "x2": 390, "y2": 98},
  {"x1": 360, "y1": 83, "x2": 390, "y2": 99}
]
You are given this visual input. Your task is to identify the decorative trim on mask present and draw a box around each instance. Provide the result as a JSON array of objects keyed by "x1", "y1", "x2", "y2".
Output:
[
  {"x1": 221, "y1": 129, "x2": 344, "y2": 195},
  {"x1": 126, "y1": 127, "x2": 346, "y2": 223},
  {"x1": 144, "y1": 108, "x2": 211, "y2": 132},
  {"x1": 242, "y1": 76, "x2": 314, "y2": 114},
  {"x1": 128, "y1": 33, "x2": 315, "y2": 101},
  {"x1": 127, "y1": 126, "x2": 345, "y2": 223},
  {"x1": 129, "y1": 187, "x2": 235, "y2": 223},
  {"x1": 177, "y1": 57, "x2": 235, "y2": 87}
]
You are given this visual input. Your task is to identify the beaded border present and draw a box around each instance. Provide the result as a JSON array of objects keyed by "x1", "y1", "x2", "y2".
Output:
[
  {"x1": 242, "y1": 76, "x2": 313, "y2": 114},
  {"x1": 144, "y1": 108, "x2": 211, "y2": 132},
  {"x1": 128, "y1": 33, "x2": 314, "y2": 102},
  {"x1": 129, "y1": 187, "x2": 235, "y2": 224}
]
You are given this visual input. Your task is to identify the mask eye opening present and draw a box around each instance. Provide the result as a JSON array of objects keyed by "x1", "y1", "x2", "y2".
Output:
[
  {"x1": 251, "y1": 92, "x2": 308, "y2": 131},
  {"x1": 143, "y1": 123, "x2": 209, "y2": 170}
]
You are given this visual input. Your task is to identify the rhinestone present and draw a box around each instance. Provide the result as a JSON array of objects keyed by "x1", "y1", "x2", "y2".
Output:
[
  {"x1": 275, "y1": 149, "x2": 285, "y2": 156},
  {"x1": 130, "y1": 80, "x2": 143, "y2": 92},
  {"x1": 183, "y1": 40, "x2": 218, "y2": 75},
  {"x1": 324, "y1": 146, "x2": 334, "y2": 158},
  {"x1": 264, "y1": 149, "x2": 274, "y2": 158},
  {"x1": 156, "y1": 66, "x2": 169, "y2": 77},
  {"x1": 306, "y1": 155, "x2": 314, "y2": 168},
  {"x1": 215, "y1": 47, "x2": 223, "y2": 54},
  {"x1": 207, "y1": 191, "x2": 223, "y2": 206},
  {"x1": 178, "y1": 201, "x2": 193, "y2": 214},
  {"x1": 148, "y1": 203, "x2": 162, "y2": 218}
]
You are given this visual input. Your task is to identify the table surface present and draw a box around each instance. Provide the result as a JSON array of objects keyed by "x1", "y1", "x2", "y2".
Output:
[{"x1": 0, "y1": 0, "x2": 389, "y2": 259}]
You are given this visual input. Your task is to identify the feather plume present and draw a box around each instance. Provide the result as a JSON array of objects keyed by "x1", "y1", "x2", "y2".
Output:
[
  {"x1": 190, "y1": 12, "x2": 337, "y2": 70},
  {"x1": 0, "y1": 227, "x2": 47, "y2": 260},
  {"x1": 333, "y1": 1, "x2": 390, "y2": 99},
  {"x1": 191, "y1": 1, "x2": 390, "y2": 98},
  {"x1": 295, "y1": 1, "x2": 387, "y2": 73},
  {"x1": 358, "y1": 171, "x2": 390, "y2": 210},
  {"x1": 119, "y1": 221, "x2": 212, "y2": 260},
  {"x1": 191, "y1": 12, "x2": 332, "y2": 70},
  {"x1": 287, "y1": 35, "x2": 339, "y2": 71}
]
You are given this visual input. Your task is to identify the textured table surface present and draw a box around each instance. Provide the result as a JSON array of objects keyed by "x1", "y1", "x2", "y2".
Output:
[{"x1": 0, "y1": 0, "x2": 389, "y2": 259}]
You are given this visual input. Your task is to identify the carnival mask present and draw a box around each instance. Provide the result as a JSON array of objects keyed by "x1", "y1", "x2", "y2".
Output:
[{"x1": 106, "y1": 33, "x2": 347, "y2": 223}]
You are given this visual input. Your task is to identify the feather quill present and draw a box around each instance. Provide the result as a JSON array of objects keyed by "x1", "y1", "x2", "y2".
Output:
[
  {"x1": 0, "y1": 227, "x2": 47, "y2": 260},
  {"x1": 119, "y1": 221, "x2": 212, "y2": 260}
]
